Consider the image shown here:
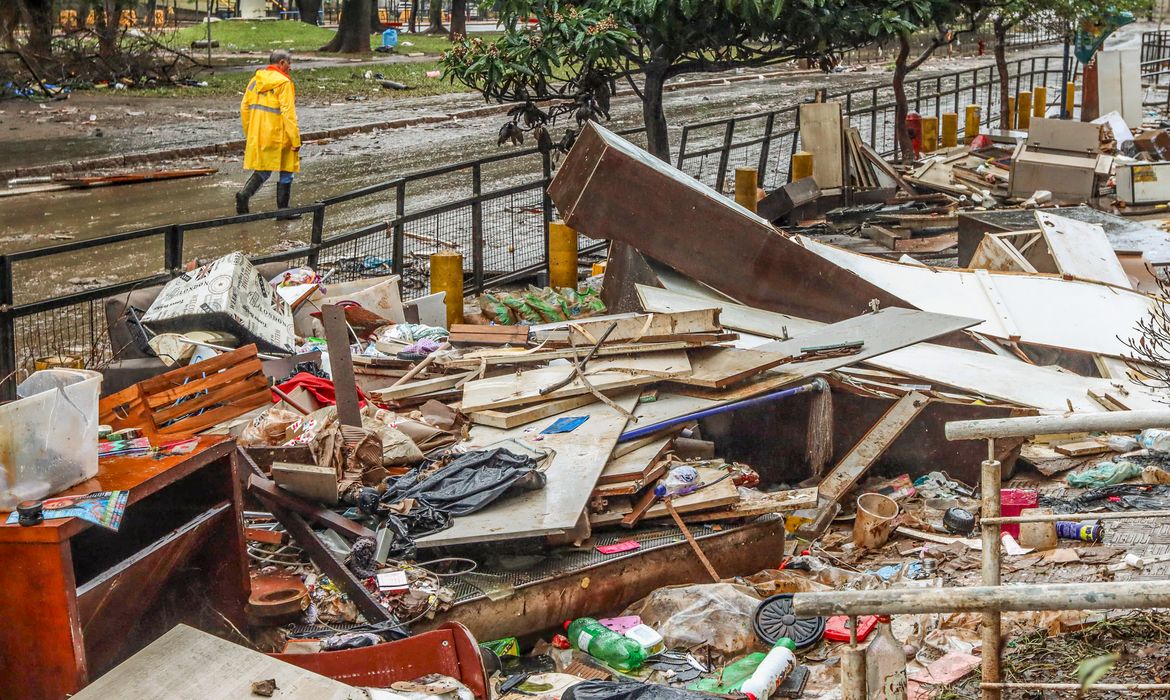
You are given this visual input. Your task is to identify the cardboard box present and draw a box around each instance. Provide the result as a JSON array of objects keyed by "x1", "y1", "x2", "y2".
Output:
[
  {"x1": 1116, "y1": 162, "x2": 1170, "y2": 204},
  {"x1": 1134, "y1": 130, "x2": 1170, "y2": 161},
  {"x1": 1009, "y1": 142, "x2": 1112, "y2": 203}
]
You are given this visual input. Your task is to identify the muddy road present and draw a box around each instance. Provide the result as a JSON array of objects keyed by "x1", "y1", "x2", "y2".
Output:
[{"x1": 0, "y1": 31, "x2": 1121, "y2": 305}]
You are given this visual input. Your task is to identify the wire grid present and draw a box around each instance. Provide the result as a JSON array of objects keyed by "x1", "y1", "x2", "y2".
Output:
[
  {"x1": 317, "y1": 222, "x2": 396, "y2": 283},
  {"x1": 402, "y1": 206, "x2": 476, "y2": 297},
  {"x1": 446, "y1": 515, "x2": 780, "y2": 604},
  {"x1": 480, "y1": 187, "x2": 547, "y2": 290},
  {"x1": 14, "y1": 300, "x2": 109, "y2": 374}
]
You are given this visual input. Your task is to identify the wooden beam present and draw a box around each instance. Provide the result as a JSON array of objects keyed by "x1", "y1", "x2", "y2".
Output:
[{"x1": 321, "y1": 305, "x2": 363, "y2": 428}]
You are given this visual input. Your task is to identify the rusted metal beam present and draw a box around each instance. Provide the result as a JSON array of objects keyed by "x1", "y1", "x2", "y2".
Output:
[{"x1": 983, "y1": 508, "x2": 1170, "y2": 525}]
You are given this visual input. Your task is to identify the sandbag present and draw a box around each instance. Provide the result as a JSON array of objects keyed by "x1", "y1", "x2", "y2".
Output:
[{"x1": 563, "y1": 681, "x2": 716, "y2": 700}]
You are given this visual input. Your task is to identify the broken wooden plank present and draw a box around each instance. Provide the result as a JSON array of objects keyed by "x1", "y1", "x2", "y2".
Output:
[
  {"x1": 448, "y1": 324, "x2": 531, "y2": 345},
  {"x1": 535, "y1": 309, "x2": 722, "y2": 346},
  {"x1": 598, "y1": 435, "x2": 674, "y2": 485},
  {"x1": 459, "y1": 352, "x2": 691, "y2": 413},
  {"x1": 369, "y1": 372, "x2": 474, "y2": 401},
  {"x1": 273, "y1": 462, "x2": 339, "y2": 505},
  {"x1": 673, "y1": 346, "x2": 794, "y2": 389},
  {"x1": 798, "y1": 102, "x2": 845, "y2": 189},
  {"x1": 1036, "y1": 211, "x2": 1132, "y2": 288},
  {"x1": 594, "y1": 467, "x2": 741, "y2": 528},
  {"x1": 416, "y1": 392, "x2": 641, "y2": 547},
  {"x1": 683, "y1": 487, "x2": 820, "y2": 523},
  {"x1": 321, "y1": 305, "x2": 363, "y2": 428},
  {"x1": 440, "y1": 339, "x2": 713, "y2": 369},
  {"x1": 817, "y1": 392, "x2": 929, "y2": 503},
  {"x1": 1053, "y1": 440, "x2": 1111, "y2": 457},
  {"x1": 468, "y1": 393, "x2": 599, "y2": 429}
]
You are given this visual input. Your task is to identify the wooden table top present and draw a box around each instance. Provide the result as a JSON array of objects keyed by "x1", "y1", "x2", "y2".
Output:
[{"x1": 0, "y1": 435, "x2": 236, "y2": 544}]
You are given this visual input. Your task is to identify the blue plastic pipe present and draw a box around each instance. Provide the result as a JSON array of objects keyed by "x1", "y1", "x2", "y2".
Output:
[{"x1": 617, "y1": 377, "x2": 828, "y2": 443}]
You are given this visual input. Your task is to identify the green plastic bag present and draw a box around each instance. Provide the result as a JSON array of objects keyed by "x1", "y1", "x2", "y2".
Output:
[
  {"x1": 478, "y1": 293, "x2": 515, "y2": 325},
  {"x1": 501, "y1": 292, "x2": 544, "y2": 324},
  {"x1": 1066, "y1": 460, "x2": 1143, "y2": 488}
]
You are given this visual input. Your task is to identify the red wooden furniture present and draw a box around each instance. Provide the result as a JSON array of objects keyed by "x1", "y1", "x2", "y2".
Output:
[
  {"x1": 0, "y1": 436, "x2": 249, "y2": 700},
  {"x1": 272, "y1": 622, "x2": 490, "y2": 698}
]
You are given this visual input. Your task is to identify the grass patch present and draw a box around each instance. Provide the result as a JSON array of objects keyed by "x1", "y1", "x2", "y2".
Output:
[
  {"x1": 168, "y1": 19, "x2": 499, "y2": 55},
  {"x1": 139, "y1": 63, "x2": 471, "y2": 99}
]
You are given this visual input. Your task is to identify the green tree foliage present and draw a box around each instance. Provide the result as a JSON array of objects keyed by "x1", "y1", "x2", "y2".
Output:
[{"x1": 441, "y1": 0, "x2": 885, "y2": 160}]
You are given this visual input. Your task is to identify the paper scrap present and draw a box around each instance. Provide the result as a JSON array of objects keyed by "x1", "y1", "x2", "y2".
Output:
[
  {"x1": 542, "y1": 416, "x2": 590, "y2": 434},
  {"x1": 6, "y1": 491, "x2": 128, "y2": 530}
]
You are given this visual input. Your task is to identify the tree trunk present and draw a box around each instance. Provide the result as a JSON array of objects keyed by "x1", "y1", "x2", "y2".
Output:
[
  {"x1": 426, "y1": 0, "x2": 445, "y2": 34},
  {"x1": 18, "y1": 0, "x2": 53, "y2": 58},
  {"x1": 295, "y1": 0, "x2": 322, "y2": 25},
  {"x1": 369, "y1": 0, "x2": 381, "y2": 32},
  {"x1": 994, "y1": 19, "x2": 1010, "y2": 127},
  {"x1": 892, "y1": 33, "x2": 914, "y2": 164},
  {"x1": 642, "y1": 68, "x2": 670, "y2": 161},
  {"x1": 408, "y1": 0, "x2": 419, "y2": 32},
  {"x1": 96, "y1": 0, "x2": 124, "y2": 58},
  {"x1": 448, "y1": 0, "x2": 465, "y2": 39},
  {"x1": 319, "y1": 0, "x2": 371, "y2": 52}
]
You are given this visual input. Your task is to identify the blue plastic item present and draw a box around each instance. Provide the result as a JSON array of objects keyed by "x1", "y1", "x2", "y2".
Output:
[{"x1": 382, "y1": 28, "x2": 398, "y2": 48}]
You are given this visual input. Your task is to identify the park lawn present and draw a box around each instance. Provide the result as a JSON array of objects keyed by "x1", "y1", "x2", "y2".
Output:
[
  {"x1": 169, "y1": 19, "x2": 499, "y2": 54},
  {"x1": 140, "y1": 62, "x2": 473, "y2": 99}
]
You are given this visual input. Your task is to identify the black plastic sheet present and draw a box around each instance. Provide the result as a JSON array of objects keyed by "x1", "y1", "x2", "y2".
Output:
[{"x1": 563, "y1": 681, "x2": 717, "y2": 700}]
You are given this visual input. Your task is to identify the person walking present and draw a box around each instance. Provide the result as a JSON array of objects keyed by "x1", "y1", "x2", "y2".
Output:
[{"x1": 236, "y1": 49, "x2": 301, "y2": 218}]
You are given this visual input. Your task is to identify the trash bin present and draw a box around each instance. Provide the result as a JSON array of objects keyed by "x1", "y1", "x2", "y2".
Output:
[{"x1": 382, "y1": 28, "x2": 399, "y2": 48}]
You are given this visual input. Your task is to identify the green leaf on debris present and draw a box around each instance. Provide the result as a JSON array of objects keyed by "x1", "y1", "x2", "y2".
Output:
[{"x1": 1075, "y1": 652, "x2": 1119, "y2": 691}]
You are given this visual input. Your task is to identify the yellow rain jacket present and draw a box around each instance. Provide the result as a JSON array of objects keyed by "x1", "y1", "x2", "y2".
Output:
[{"x1": 241, "y1": 67, "x2": 301, "y2": 173}]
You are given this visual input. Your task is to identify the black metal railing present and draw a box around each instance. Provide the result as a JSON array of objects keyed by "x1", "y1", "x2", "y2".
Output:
[{"x1": 0, "y1": 46, "x2": 1121, "y2": 397}]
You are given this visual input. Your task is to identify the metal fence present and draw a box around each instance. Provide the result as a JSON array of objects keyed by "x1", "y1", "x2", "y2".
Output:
[
  {"x1": 675, "y1": 54, "x2": 1082, "y2": 193},
  {"x1": 0, "y1": 48, "x2": 1093, "y2": 397}
]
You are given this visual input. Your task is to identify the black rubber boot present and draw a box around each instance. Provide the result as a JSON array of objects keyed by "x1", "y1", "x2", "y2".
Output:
[
  {"x1": 235, "y1": 172, "x2": 264, "y2": 214},
  {"x1": 276, "y1": 181, "x2": 302, "y2": 220}
]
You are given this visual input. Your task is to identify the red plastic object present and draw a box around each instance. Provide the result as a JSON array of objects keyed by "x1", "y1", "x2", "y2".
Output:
[
  {"x1": 271, "y1": 622, "x2": 489, "y2": 699},
  {"x1": 905, "y1": 112, "x2": 923, "y2": 156},
  {"x1": 999, "y1": 489, "x2": 1038, "y2": 538},
  {"x1": 824, "y1": 614, "x2": 878, "y2": 643},
  {"x1": 551, "y1": 634, "x2": 572, "y2": 649}
]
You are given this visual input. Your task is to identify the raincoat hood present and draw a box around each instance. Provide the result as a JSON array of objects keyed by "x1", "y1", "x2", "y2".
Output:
[{"x1": 251, "y1": 67, "x2": 292, "y2": 94}]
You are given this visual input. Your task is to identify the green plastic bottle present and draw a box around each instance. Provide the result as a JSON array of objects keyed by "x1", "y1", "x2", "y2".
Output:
[{"x1": 564, "y1": 618, "x2": 648, "y2": 671}]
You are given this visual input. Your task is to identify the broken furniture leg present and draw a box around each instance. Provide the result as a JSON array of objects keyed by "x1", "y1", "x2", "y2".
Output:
[
  {"x1": 258, "y1": 497, "x2": 393, "y2": 625},
  {"x1": 664, "y1": 498, "x2": 721, "y2": 583},
  {"x1": 799, "y1": 391, "x2": 929, "y2": 539}
]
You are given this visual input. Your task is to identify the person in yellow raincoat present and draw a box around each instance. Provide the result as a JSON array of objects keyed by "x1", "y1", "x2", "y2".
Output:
[{"x1": 236, "y1": 49, "x2": 302, "y2": 217}]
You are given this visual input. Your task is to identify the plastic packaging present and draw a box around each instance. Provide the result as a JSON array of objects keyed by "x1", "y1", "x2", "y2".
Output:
[
  {"x1": 565, "y1": 617, "x2": 647, "y2": 671},
  {"x1": 1108, "y1": 435, "x2": 1140, "y2": 452},
  {"x1": 1140, "y1": 428, "x2": 1170, "y2": 453},
  {"x1": 654, "y1": 465, "x2": 700, "y2": 498},
  {"x1": 623, "y1": 624, "x2": 664, "y2": 654},
  {"x1": 624, "y1": 582, "x2": 763, "y2": 656},
  {"x1": 563, "y1": 680, "x2": 710, "y2": 700},
  {"x1": 866, "y1": 615, "x2": 907, "y2": 699},
  {"x1": 1066, "y1": 460, "x2": 1142, "y2": 488},
  {"x1": 740, "y1": 638, "x2": 797, "y2": 700},
  {"x1": 688, "y1": 653, "x2": 764, "y2": 692},
  {"x1": 0, "y1": 369, "x2": 102, "y2": 510},
  {"x1": 999, "y1": 489, "x2": 1038, "y2": 538}
]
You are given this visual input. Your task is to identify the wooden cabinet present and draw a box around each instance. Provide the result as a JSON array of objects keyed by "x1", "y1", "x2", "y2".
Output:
[{"x1": 0, "y1": 437, "x2": 248, "y2": 699}]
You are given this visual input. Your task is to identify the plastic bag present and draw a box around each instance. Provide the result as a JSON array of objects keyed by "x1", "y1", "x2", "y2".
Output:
[
  {"x1": 1066, "y1": 460, "x2": 1143, "y2": 488},
  {"x1": 623, "y1": 583, "x2": 762, "y2": 657},
  {"x1": 525, "y1": 285, "x2": 571, "y2": 323},
  {"x1": 239, "y1": 407, "x2": 302, "y2": 447},
  {"x1": 501, "y1": 292, "x2": 544, "y2": 324},
  {"x1": 478, "y1": 293, "x2": 515, "y2": 325},
  {"x1": 563, "y1": 681, "x2": 714, "y2": 700}
]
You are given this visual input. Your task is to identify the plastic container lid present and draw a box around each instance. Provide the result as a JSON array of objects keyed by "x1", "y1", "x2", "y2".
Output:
[{"x1": 752, "y1": 594, "x2": 826, "y2": 650}]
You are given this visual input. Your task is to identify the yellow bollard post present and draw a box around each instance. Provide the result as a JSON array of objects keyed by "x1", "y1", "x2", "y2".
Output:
[
  {"x1": 734, "y1": 167, "x2": 759, "y2": 213},
  {"x1": 548, "y1": 221, "x2": 579, "y2": 290},
  {"x1": 1065, "y1": 81, "x2": 1076, "y2": 117},
  {"x1": 1032, "y1": 86, "x2": 1047, "y2": 118},
  {"x1": 921, "y1": 116, "x2": 939, "y2": 153},
  {"x1": 1006, "y1": 96, "x2": 1016, "y2": 129},
  {"x1": 965, "y1": 104, "x2": 982, "y2": 143},
  {"x1": 941, "y1": 112, "x2": 958, "y2": 148},
  {"x1": 791, "y1": 151, "x2": 814, "y2": 182},
  {"x1": 429, "y1": 250, "x2": 464, "y2": 329},
  {"x1": 1016, "y1": 90, "x2": 1032, "y2": 130}
]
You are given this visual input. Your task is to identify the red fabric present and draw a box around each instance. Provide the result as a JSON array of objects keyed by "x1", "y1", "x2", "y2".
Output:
[
  {"x1": 267, "y1": 63, "x2": 291, "y2": 79},
  {"x1": 273, "y1": 372, "x2": 366, "y2": 408}
]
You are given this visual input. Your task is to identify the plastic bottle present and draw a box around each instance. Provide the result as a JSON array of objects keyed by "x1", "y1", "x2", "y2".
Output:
[
  {"x1": 564, "y1": 618, "x2": 647, "y2": 671},
  {"x1": 865, "y1": 616, "x2": 907, "y2": 700},
  {"x1": 1140, "y1": 428, "x2": 1170, "y2": 453},
  {"x1": 654, "y1": 465, "x2": 700, "y2": 498},
  {"x1": 740, "y1": 637, "x2": 797, "y2": 700}
]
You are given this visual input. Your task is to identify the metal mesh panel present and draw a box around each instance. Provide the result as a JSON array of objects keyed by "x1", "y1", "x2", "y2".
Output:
[
  {"x1": 481, "y1": 188, "x2": 547, "y2": 288},
  {"x1": 15, "y1": 300, "x2": 109, "y2": 372},
  {"x1": 447, "y1": 515, "x2": 781, "y2": 604}
]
